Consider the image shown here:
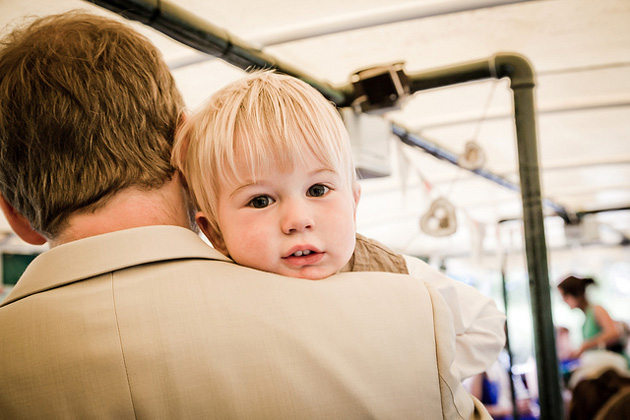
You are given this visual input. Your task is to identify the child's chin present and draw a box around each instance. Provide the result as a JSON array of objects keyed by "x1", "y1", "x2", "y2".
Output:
[{"x1": 292, "y1": 269, "x2": 334, "y2": 281}]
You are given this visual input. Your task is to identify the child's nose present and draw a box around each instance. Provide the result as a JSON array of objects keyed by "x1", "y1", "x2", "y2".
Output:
[{"x1": 281, "y1": 200, "x2": 314, "y2": 234}]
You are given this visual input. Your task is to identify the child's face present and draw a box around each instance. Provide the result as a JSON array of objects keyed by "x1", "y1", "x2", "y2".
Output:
[{"x1": 198, "y1": 153, "x2": 359, "y2": 280}]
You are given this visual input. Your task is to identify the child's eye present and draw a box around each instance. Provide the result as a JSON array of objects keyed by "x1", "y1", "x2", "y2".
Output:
[
  {"x1": 247, "y1": 195, "x2": 274, "y2": 208},
  {"x1": 307, "y1": 184, "x2": 330, "y2": 197}
]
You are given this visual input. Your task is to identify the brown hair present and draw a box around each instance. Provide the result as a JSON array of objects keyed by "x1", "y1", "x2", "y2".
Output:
[
  {"x1": 557, "y1": 275, "x2": 596, "y2": 298},
  {"x1": 569, "y1": 369, "x2": 630, "y2": 420},
  {"x1": 0, "y1": 11, "x2": 184, "y2": 237}
]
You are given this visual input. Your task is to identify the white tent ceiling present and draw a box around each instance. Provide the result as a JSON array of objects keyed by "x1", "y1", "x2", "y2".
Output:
[{"x1": 1, "y1": 0, "x2": 629, "y2": 260}]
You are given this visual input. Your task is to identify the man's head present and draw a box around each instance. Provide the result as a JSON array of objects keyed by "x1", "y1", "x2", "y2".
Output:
[{"x1": 0, "y1": 11, "x2": 184, "y2": 239}]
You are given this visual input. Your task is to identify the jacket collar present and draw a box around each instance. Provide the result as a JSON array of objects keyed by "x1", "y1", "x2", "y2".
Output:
[{"x1": 1, "y1": 225, "x2": 231, "y2": 307}]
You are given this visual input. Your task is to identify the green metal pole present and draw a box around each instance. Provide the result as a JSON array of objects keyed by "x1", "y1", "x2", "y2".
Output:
[
  {"x1": 497, "y1": 55, "x2": 563, "y2": 420},
  {"x1": 407, "y1": 54, "x2": 563, "y2": 419}
]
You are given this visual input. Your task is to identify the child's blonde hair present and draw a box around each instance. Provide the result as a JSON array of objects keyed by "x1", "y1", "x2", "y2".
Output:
[{"x1": 172, "y1": 70, "x2": 357, "y2": 239}]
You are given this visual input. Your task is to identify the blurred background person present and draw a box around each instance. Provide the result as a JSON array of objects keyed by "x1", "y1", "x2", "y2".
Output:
[{"x1": 557, "y1": 275, "x2": 628, "y2": 364}]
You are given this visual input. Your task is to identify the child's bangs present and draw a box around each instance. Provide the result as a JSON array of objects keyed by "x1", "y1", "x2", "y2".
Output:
[
  {"x1": 223, "y1": 100, "x2": 347, "y2": 186},
  {"x1": 209, "y1": 70, "x2": 356, "y2": 191}
]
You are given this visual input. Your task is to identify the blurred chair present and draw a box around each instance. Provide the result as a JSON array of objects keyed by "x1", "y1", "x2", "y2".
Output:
[
  {"x1": 594, "y1": 386, "x2": 630, "y2": 420},
  {"x1": 569, "y1": 368, "x2": 630, "y2": 420}
]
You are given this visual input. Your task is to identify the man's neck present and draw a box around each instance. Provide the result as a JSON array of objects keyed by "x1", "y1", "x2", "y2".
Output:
[{"x1": 51, "y1": 177, "x2": 193, "y2": 247}]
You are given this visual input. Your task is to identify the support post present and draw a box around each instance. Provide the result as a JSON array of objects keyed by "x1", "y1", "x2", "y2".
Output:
[
  {"x1": 502, "y1": 55, "x2": 562, "y2": 419},
  {"x1": 407, "y1": 54, "x2": 563, "y2": 419}
]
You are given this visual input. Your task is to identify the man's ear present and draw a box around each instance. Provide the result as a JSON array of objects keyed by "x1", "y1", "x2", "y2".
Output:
[
  {"x1": 195, "y1": 211, "x2": 228, "y2": 256},
  {"x1": 0, "y1": 194, "x2": 47, "y2": 245}
]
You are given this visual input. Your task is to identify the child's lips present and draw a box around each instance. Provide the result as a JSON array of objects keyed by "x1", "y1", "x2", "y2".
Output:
[
  {"x1": 282, "y1": 245, "x2": 324, "y2": 266},
  {"x1": 282, "y1": 251, "x2": 325, "y2": 266},
  {"x1": 283, "y1": 245, "x2": 322, "y2": 259}
]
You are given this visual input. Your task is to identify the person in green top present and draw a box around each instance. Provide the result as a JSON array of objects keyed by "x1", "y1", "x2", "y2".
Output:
[{"x1": 557, "y1": 275, "x2": 628, "y2": 361}]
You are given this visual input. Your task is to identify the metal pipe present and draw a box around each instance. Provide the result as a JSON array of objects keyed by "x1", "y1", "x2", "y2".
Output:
[
  {"x1": 506, "y1": 56, "x2": 563, "y2": 420},
  {"x1": 85, "y1": 0, "x2": 350, "y2": 105},
  {"x1": 392, "y1": 124, "x2": 571, "y2": 219},
  {"x1": 406, "y1": 53, "x2": 563, "y2": 419}
]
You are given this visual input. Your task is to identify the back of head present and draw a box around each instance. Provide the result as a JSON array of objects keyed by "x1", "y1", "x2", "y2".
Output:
[
  {"x1": 173, "y1": 70, "x2": 356, "y2": 238},
  {"x1": 557, "y1": 274, "x2": 596, "y2": 298},
  {"x1": 571, "y1": 369, "x2": 630, "y2": 420},
  {"x1": 595, "y1": 387, "x2": 630, "y2": 420},
  {"x1": 0, "y1": 11, "x2": 184, "y2": 238},
  {"x1": 570, "y1": 375, "x2": 611, "y2": 420}
]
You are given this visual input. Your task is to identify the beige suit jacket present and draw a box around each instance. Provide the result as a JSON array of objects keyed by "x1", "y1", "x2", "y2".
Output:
[{"x1": 0, "y1": 226, "x2": 488, "y2": 419}]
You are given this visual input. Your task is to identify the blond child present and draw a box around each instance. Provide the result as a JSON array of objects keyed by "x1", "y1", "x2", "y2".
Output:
[
  {"x1": 173, "y1": 70, "x2": 359, "y2": 280},
  {"x1": 172, "y1": 70, "x2": 506, "y2": 377}
]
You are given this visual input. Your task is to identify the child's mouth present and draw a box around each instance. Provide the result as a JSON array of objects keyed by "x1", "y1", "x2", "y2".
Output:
[{"x1": 292, "y1": 250, "x2": 312, "y2": 257}]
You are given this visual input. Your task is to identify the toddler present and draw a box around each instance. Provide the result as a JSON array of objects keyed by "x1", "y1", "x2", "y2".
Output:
[
  {"x1": 173, "y1": 70, "x2": 361, "y2": 280},
  {"x1": 172, "y1": 70, "x2": 506, "y2": 378}
]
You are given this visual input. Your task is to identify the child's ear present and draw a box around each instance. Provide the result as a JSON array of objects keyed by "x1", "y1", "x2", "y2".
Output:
[
  {"x1": 0, "y1": 194, "x2": 47, "y2": 245},
  {"x1": 352, "y1": 182, "x2": 361, "y2": 209},
  {"x1": 195, "y1": 211, "x2": 228, "y2": 256},
  {"x1": 352, "y1": 183, "x2": 361, "y2": 223},
  {"x1": 352, "y1": 183, "x2": 361, "y2": 208}
]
